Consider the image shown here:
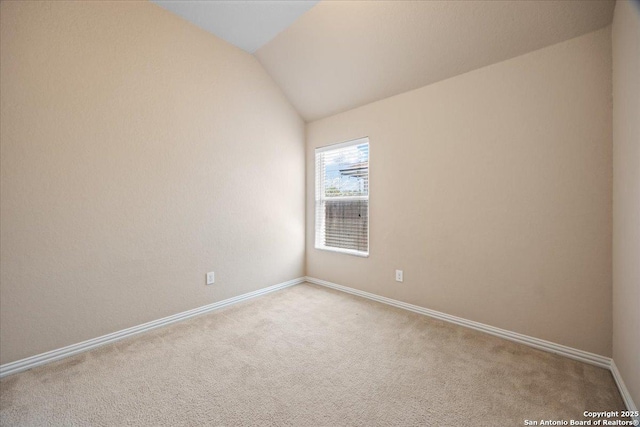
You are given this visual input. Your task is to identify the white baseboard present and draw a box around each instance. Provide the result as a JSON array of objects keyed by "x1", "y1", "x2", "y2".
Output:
[
  {"x1": 611, "y1": 360, "x2": 639, "y2": 419},
  {"x1": 304, "y1": 276, "x2": 638, "y2": 413},
  {"x1": 304, "y1": 276, "x2": 610, "y2": 367},
  {"x1": 0, "y1": 277, "x2": 305, "y2": 379}
]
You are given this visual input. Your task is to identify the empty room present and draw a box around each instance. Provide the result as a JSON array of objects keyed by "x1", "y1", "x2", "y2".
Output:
[{"x1": 0, "y1": 0, "x2": 638, "y2": 425}]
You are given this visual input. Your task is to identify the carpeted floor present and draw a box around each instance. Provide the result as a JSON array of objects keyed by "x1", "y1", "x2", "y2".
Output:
[{"x1": 0, "y1": 283, "x2": 627, "y2": 426}]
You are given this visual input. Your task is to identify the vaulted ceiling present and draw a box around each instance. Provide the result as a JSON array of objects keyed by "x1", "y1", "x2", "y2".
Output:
[{"x1": 152, "y1": 1, "x2": 615, "y2": 122}]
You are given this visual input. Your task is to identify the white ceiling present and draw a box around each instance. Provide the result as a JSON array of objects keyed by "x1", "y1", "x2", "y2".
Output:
[
  {"x1": 150, "y1": 0, "x2": 319, "y2": 53},
  {"x1": 255, "y1": 0, "x2": 615, "y2": 121}
]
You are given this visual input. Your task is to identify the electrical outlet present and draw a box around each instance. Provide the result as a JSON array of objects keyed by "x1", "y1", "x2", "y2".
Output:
[
  {"x1": 395, "y1": 270, "x2": 403, "y2": 282},
  {"x1": 206, "y1": 272, "x2": 215, "y2": 285}
]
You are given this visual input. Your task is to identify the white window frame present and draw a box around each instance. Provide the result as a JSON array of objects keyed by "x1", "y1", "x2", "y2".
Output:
[{"x1": 315, "y1": 137, "x2": 370, "y2": 257}]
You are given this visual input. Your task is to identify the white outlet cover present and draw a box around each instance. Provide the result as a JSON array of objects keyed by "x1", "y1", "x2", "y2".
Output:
[
  {"x1": 395, "y1": 270, "x2": 403, "y2": 282},
  {"x1": 206, "y1": 272, "x2": 215, "y2": 285}
]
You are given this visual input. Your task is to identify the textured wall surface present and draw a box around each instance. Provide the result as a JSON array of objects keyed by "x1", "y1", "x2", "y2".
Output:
[
  {"x1": 612, "y1": 0, "x2": 640, "y2": 407},
  {"x1": 306, "y1": 28, "x2": 613, "y2": 356},
  {"x1": 0, "y1": 1, "x2": 304, "y2": 364}
]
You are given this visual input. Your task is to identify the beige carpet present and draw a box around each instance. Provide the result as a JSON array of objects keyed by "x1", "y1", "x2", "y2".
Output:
[{"x1": 0, "y1": 283, "x2": 626, "y2": 426}]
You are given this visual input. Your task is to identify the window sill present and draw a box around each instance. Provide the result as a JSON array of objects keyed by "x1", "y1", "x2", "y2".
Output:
[{"x1": 315, "y1": 245, "x2": 369, "y2": 258}]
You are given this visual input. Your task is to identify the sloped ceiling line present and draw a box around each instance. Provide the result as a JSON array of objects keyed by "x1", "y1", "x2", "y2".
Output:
[{"x1": 152, "y1": 1, "x2": 615, "y2": 122}]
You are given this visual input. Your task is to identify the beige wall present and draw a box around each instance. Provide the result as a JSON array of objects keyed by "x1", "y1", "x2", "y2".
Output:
[
  {"x1": 0, "y1": 0, "x2": 624, "y2": 372},
  {"x1": 612, "y1": 0, "x2": 640, "y2": 407},
  {"x1": 0, "y1": 1, "x2": 305, "y2": 364},
  {"x1": 306, "y1": 28, "x2": 613, "y2": 356}
]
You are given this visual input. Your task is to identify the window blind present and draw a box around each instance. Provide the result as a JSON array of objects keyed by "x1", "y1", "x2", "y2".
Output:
[{"x1": 315, "y1": 138, "x2": 369, "y2": 256}]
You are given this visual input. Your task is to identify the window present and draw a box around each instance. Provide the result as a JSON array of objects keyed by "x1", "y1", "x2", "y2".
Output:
[{"x1": 315, "y1": 138, "x2": 369, "y2": 256}]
